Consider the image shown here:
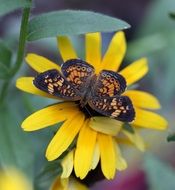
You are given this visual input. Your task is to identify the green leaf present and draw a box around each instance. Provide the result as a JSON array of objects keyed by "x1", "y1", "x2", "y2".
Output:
[
  {"x1": 169, "y1": 12, "x2": 175, "y2": 19},
  {"x1": 126, "y1": 33, "x2": 167, "y2": 60},
  {"x1": 0, "y1": 40, "x2": 12, "y2": 78},
  {"x1": 167, "y1": 133, "x2": 175, "y2": 142},
  {"x1": 35, "y1": 160, "x2": 62, "y2": 190},
  {"x1": 144, "y1": 154, "x2": 175, "y2": 190},
  {"x1": 0, "y1": 0, "x2": 31, "y2": 16},
  {"x1": 127, "y1": 30, "x2": 175, "y2": 102},
  {"x1": 127, "y1": 0, "x2": 175, "y2": 103},
  {"x1": 0, "y1": 104, "x2": 34, "y2": 175},
  {"x1": 0, "y1": 62, "x2": 9, "y2": 78},
  {"x1": 27, "y1": 10, "x2": 130, "y2": 41},
  {"x1": 0, "y1": 40, "x2": 12, "y2": 66}
]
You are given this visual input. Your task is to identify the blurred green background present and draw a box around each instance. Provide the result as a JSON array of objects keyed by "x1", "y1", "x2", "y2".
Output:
[{"x1": 0, "y1": 0, "x2": 175, "y2": 189}]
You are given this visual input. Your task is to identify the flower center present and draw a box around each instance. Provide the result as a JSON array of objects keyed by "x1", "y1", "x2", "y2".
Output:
[{"x1": 76, "y1": 101, "x2": 102, "y2": 118}]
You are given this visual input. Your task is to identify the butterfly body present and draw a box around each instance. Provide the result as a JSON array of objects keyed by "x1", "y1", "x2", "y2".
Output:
[
  {"x1": 33, "y1": 59, "x2": 135, "y2": 122},
  {"x1": 78, "y1": 74, "x2": 97, "y2": 107}
]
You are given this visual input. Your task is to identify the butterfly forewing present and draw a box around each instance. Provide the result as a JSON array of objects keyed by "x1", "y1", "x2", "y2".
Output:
[
  {"x1": 88, "y1": 96, "x2": 135, "y2": 122},
  {"x1": 93, "y1": 70, "x2": 127, "y2": 97},
  {"x1": 33, "y1": 69, "x2": 81, "y2": 100},
  {"x1": 61, "y1": 59, "x2": 95, "y2": 90}
]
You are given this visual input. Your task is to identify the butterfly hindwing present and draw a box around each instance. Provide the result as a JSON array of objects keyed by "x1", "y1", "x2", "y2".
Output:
[
  {"x1": 93, "y1": 70, "x2": 127, "y2": 97},
  {"x1": 33, "y1": 69, "x2": 81, "y2": 100},
  {"x1": 88, "y1": 95, "x2": 135, "y2": 122},
  {"x1": 61, "y1": 59, "x2": 95, "y2": 90}
]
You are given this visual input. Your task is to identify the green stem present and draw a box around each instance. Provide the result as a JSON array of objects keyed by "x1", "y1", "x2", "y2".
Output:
[
  {"x1": 0, "y1": 81, "x2": 9, "y2": 103},
  {"x1": 10, "y1": 7, "x2": 31, "y2": 76},
  {"x1": 0, "y1": 5, "x2": 32, "y2": 103}
]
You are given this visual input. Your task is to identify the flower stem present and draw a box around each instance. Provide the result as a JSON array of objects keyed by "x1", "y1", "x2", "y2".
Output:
[
  {"x1": 0, "y1": 5, "x2": 32, "y2": 103},
  {"x1": 0, "y1": 81, "x2": 9, "y2": 103},
  {"x1": 10, "y1": 6, "x2": 31, "y2": 76}
]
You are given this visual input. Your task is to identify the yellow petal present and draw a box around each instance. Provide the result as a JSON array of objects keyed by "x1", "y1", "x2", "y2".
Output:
[
  {"x1": 115, "y1": 137, "x2": 133, "y2": 145},
  {"x1": 16, "y1": 77, "x2": 58, "y2": 99},
  {"x1": 119, "y1": 58, "x2": 148, "y2": 86},
  {"x1": 74, "y1": 120, "x2": 97, "y2": 179},
  {"x1": 122, "y1": 128, "x2": 145, "y2": 151},
  {"x1": 25, "y1": 53, "x2": 60, "y2": 72},
  {"x1": 124, "y1": 90, "x2": 161, "y2": 110},
  {"x1": 22, "y1": 102, "x2": 77, "y2": 131},
  {"x1": 0, "y1": 169, "x2": 32, "y2": 190},
  {"x1": 115, "y1": 142, "x2": 127, "y2": 171},
  {"x1": 91, "y1": 143, "x2": 100, "y2": 170},
  {"x1": 50, "y1": 177, "x2": 68, "y2": 190},
  {"x1": 57, "y1": 36, "x2": 78, "y2": 61},
  {"x1": 101, "y1": 31, "x2": 126, "y2": 71},
  {"x1": 61, "y1": 150, "x2": 74, "y2": 178},
  {"x1": 133, "y1": 108, "x2": 168, "y2": 130},
  {"x1": 46, "y1": 112, "x2": 85, "y2": 161},
  {"x1": 85, "y1": 33, "x2": 101, "y2": 73},
  {"x1": 98, "y1": 134, "x2": 116, "y2": 179},
  {"x1": 89, "y1": 117, "x2": 122, "y2": 136}
]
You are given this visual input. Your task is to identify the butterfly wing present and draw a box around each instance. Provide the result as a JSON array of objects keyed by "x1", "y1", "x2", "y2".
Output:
[
  {"x1": 33, "y1": 69, "x2": 81, "y2": 100},
  {"x1": 88, "y1": 96, "x2": 135, "y2": 122},
  {"x1": 93, "y1": 70, "x2": 127, "y2": 97},
  {"x1": 61, "y1": 59, "x2": 95, "y2": 90}
]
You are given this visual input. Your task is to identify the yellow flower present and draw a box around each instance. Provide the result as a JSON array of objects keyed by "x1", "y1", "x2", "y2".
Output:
[
  {"x1": 16, "y1": 31, "x2": 168, "y2": 180},
  {"x1": 50, "y1": 177, "x2": 88, "y2": 190},
  {"x1": 0, "y1": 168, "x2": 32, "y2": 190}
]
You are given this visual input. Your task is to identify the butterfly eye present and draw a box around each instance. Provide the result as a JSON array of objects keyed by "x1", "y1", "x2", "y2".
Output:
[
  {"x1": 82, "y1": 67, "x2": 86, "y2": 71},
  {"x1": 106, "y1": 75, "x2": 110, "y2": 79},
  {"x1": 110, "y1": 78, "x2": 115, "y2": 82},
  {"x1": 77, "y1": 66, "x2": 81, "y2": 70}
]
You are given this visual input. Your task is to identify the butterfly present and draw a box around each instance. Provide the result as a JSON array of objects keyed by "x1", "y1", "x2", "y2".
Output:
[{"x1": 33, "y1": 59, "x2": 135, "y2": 122}]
